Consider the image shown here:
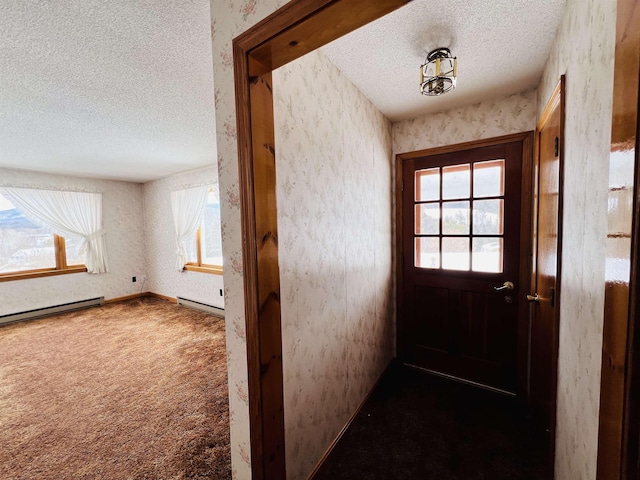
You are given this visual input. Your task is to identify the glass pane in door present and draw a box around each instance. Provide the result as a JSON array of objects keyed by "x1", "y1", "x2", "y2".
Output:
[
  {"x1": 415, "y1": 168, "x2": 440, "y2": 202},
  {"x1": 442, "y1": 164, "x2": 470, "y2": 199},
  {"x1": 473, "y1": 160, "x2": 504, "y2": 198},
  {"x1": 415, "y1": 237, "x2": 439, "y2": 269}
]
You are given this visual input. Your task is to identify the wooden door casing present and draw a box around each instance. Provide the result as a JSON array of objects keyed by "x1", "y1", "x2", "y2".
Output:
[
  {"x1": 233, "y1": 1, "x2": 409, "y2": 478},
  {"x1": 531, "y1": 77, "x2": 565, "y2": 468}
]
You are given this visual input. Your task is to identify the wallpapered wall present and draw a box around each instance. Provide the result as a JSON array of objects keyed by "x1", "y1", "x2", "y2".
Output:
[
  {"x1": 0, "y1": 167, "x2": 146, "y2": 316},
  {"x1": 143, "y1": 166, "x2": 224, "y2": 308},
  {"x1": 536, "y1": 0, "x2": 616, "y2": 478},
  {"x1": 393, "y1": 89, "x2": 537, "y2": 155},
  {"x1": 208, "y1": 2, "x2": 545, "y2": 477},
  {"x1": 273, "y1": 50, "x2": 394, "y2": 479},
  {"x1": 209, "y1": 1, "x2": 289, "y2": 477}
]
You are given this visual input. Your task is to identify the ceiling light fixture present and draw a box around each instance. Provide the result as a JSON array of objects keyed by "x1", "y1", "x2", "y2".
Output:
[{"x1": 420, "y1": 47, "x2": 457, "y2": 96}]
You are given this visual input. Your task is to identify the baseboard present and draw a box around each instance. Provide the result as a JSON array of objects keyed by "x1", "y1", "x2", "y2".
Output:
[
  {"x1": 104, "y1": 293, "x2": 147, "y2": 304},
  {"x1": 146, "y1": 292, "x2": 178, "y2": 303},
  {"x1": 307, "y1": 359, "x2": 396, "y2": 479}
]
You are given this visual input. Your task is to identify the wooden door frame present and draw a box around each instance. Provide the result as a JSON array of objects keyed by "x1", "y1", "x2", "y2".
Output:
[
  {"x1": 394, "y1": 131, "x2": 534, "y2": 399},
  {"x1": 534, "y1": 76, "x2": 565, "y2": 475},
  {"x1": 232, "y1": 1, "x2": 408, "y2": 478}
]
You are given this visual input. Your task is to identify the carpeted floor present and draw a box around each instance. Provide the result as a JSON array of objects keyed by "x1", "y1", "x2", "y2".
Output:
[
  {"x1": 0, "y1": 297, "x2": 231, "y2": 480},
  {"x1": 314, "y1": 363, "x2": 550, "y2": 480}
]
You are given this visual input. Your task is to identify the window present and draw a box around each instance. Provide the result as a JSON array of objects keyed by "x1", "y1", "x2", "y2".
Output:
[
  {"x1": 414, "y1": 159, "x2": 505, "y2": 273},
  {"x1": 0, "y1": 193, "x2": 86, "y2": 280},
  {"x1": 184, "y1": 189, "x2": 222, "y2": 275}
]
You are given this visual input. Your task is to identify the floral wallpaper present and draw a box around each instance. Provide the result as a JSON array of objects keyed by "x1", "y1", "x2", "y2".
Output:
[
  {"x1": 143, "y1": 166, "x2": 224, "y2": 309},
  {"x1": 273, "y1": 50, "x2": 394, "y2": 480},
  {"x1": 393, "y1": 89, "x2": 537, "y2": 155},
  {"x1": 0, "y1": 167, "x2": 146, "y2": 316},
  {"x1": 209, "y1": 1, "x2": 289, "y2": 477},
  {"x1": 536, "y1": 0, "x2": 617, "y2": 478}
]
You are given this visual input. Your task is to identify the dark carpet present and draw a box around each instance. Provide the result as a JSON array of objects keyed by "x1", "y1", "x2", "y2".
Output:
[{"x1": 314, "y1": 363, "x2": 550, "y2": 480}]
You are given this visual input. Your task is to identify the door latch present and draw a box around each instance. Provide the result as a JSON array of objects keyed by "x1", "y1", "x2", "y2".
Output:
[{"x1": 494, "y1": 281, "x2": 515, "y2": 292}]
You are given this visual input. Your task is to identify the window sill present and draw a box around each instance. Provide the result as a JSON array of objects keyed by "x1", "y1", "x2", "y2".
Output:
[
  {"x1": 184, "y1": 264, "x2": 223, "y2": 275},
  {"x1": 0, "y1": 266, "x2": 88, "y2": 283}
]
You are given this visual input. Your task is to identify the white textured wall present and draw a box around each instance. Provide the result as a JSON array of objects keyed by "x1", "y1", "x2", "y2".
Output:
[
  {"x1": 0, "y1": 168, "x2": 146, "y2": 316},
  {"x1": 393, "y1": 90, "x2": 537, "y2": 154},
  {"x1": 536, "y1": 0, "x2": 616, "y2": 478},
  {"x1": 143, "y1": 167, "x2": 224, "y2": 308},
  {"x1": 273, "y1": 50, "x2": 394, "y2": 480}
]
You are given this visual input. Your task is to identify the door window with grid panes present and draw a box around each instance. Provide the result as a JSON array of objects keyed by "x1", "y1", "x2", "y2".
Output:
[{"x1": 414, "y1": 159, "x2": 505, "y2": 273}]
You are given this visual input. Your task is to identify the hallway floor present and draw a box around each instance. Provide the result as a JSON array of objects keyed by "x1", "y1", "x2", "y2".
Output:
[{"x1": 314, "y1": 363, "x2": 550, "y2": 480}]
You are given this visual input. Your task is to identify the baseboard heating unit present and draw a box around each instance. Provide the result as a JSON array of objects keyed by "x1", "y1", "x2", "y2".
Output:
[
  {"x1": 176, "y1": 297, "x2": 225, "y2": 318},
  {"x1": 0, "y1": 297, "x2": 105, "y2": 326}
]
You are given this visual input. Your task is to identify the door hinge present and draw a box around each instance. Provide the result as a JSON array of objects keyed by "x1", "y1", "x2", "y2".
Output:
[
  {"x1": 554, "y1": 137, "x2": 559, "y2": 157},
  {"x1": 550, "y1": 287, "x2": 555, "y2": 307}
]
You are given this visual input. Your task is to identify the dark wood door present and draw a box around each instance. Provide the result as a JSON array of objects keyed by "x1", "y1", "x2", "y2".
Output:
[{"x1": 400, "y1": 139, "x2": 527, "y2": 393}]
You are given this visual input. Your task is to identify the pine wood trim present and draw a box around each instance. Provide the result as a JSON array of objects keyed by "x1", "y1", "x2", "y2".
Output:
[
  {"x1": 184, "y1": 264, "x2": 223, "y2": 275},
  {"x1": 104, "y1": 293, "x2": 147, "y2": 304},
  {"x1": 233, "y1": 1, "x2": 408, "y2": 478},
  {"x1": 534, "y1": 75, "x2": 566, "y2": 476},
  {"x1": 0, "y1": 266, "x2": 87, "y2": 282},
  {"x1": 54, "y1": 235, "x2": 67, "y2": 269},
  {"x1": 145, "y1": 292, "x2": 178, "y2": 303}
]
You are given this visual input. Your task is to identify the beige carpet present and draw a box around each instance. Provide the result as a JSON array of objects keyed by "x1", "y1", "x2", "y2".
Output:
[{"x1": 0, "y1": 297, "x2": 231, "y2": 480}]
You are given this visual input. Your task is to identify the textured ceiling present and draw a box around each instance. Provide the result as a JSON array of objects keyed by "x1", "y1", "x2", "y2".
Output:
[
  {"x1": 322, "y1": 0, "x2": 567, "y2": 122},
  {"x1": 0, "y1": 0, "x2": 566, "y2": 183},
  {"x1": 0, "y1": 0, "x2": 216, "y2": 183}
]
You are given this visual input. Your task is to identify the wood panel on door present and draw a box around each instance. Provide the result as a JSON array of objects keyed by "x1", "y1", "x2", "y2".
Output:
[
  {"x1": 400, "y1": 136, "x2": 531, "y2": 393},
  {"x1": 530, "y1": 77, "x2": 564, "y2": 459}
]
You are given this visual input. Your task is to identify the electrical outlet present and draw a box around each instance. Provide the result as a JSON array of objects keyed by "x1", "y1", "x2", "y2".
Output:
[{"x1": 132, "y1": 276, "x2": 136, "y2": 283}]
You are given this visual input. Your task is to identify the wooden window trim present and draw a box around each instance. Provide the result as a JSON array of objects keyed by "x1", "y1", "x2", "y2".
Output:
[
  {"x1": 0, "y1": 233, "x2": 86, "y2": 281},
  {"x1": 0, "y1": 266, "x2": 87, "y2": 282},
  {"x1": 184, "y1": 226, "x2": 223, "y2": 275},
  {"x1": 184, "y1": 264, "x2": 223, "y2": 275}
]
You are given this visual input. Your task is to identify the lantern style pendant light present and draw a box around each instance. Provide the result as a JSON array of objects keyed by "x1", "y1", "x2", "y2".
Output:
[{"x1": 420, "y1": 47, "x2": 457, "y2": 96}]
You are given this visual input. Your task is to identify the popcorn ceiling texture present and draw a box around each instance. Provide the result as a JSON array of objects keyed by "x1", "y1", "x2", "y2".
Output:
[
  {"x1": 273, "y1": 50, "x2": 394, "y2": 480},
  {"x1": 0, "y1": 168, "x2": 146, "y2": 316},
  {"x1": 322, "y1": 0, "x2": 566, "y2": 122},
  {"x1": 536, "y1": 0, "x2": 616, "y2": 478},
  {"x1": 143, "y1": 167, "x2": 224, "y2": 309},
  {"x1": 0, "y1": 0, "x2": 217, "y2": 183}
]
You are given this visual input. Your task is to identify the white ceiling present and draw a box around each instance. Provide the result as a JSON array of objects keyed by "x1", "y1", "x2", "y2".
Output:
[
  {"x1": 322, "y1": 0, "x2": 567, "y2": 122},
  {"x1": 0, "y1": 0, "x2": 566, "y2": 183},
  {"x1": 0, "y1": 0, "x2": 217, "y2": 183}
]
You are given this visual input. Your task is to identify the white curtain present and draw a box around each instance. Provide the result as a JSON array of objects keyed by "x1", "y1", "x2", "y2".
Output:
[
  {"x1": 2, "y1": 187, "x2": 109, "y2": 273},
  {"x1": 170, "y1": 185, "x2": 209, "y2": 271}
]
